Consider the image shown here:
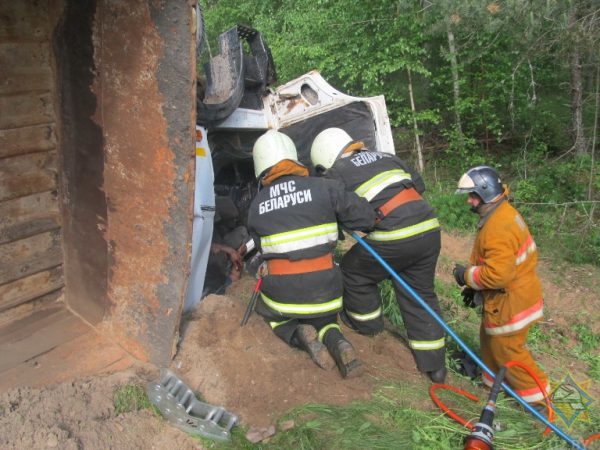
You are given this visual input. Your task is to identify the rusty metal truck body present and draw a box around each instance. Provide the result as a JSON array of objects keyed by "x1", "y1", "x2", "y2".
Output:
[{"x1": 0, "y1": 1, "x2": 394, "y2": 388}]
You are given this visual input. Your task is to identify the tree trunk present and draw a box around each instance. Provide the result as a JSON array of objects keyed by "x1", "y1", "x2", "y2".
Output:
[
  {"x1": 569, "y1": 6, "x2": 588, "y2": 155},
  {"x1": 447, "y1": 26, "x2": 463, "y2": 140},
  {"x1": 407, "y1": 68, "x2": 424, "y2": 172},
  {"x1": 589, "y1": 63, "x2": 599, "y2": 200}
]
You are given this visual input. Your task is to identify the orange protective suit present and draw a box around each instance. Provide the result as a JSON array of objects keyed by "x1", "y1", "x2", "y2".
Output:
[{"x1": 464, "y1": 199, "x2": 549, "y2": 403}]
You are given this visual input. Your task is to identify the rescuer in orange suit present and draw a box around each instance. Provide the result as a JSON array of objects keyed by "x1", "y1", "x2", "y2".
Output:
[{"x1": 453, "y1": 166, "x2": 549, "y2": 408}]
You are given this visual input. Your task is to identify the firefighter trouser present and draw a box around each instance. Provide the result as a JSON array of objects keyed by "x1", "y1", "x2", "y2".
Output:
[
  {"x1": 256, "y1": 297, "x2": 343, "y2": 347},
  {"x1": 271, "y1": 314, "x2": 344, "y2": 348},
  {"x1": 480, "y1": 324, "x2": 549, "y2": 403},
  {"x1": 341, "y1": 230, "x2": 445, "y2": 372}
]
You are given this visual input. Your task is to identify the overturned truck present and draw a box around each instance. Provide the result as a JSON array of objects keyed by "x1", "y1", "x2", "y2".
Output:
[{"x1": 0, "y1": 0, "x2": 393, "y2": 387}]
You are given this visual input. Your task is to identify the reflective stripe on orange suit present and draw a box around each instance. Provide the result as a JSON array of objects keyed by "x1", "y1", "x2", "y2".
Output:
[
  {"x1": 480, "y1": 324, "x2": 549, "y2": 403},
  {"x1": 465, "y1": 200, "x2": 543, "y2": 335},
  {"x1": 466, "y1": 199, "x2": 548, "y2": 402}
]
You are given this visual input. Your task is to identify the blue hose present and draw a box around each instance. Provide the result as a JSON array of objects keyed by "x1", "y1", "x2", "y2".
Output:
[{"x1": 351, "y1": 232, "x2": 585, "y2": 450}]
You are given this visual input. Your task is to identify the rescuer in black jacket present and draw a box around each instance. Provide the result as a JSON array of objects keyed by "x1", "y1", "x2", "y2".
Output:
[
  {"x1": 310, "y1": 128, "x2": 447, "y2": 383},
  {"x1": 247, "y1": 130, "x2": 377, "y2": 378}
]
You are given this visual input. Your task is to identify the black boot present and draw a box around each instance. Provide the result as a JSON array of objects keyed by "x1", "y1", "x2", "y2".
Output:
[
  {"x1": 326, "y1": 337, "x2": 364, "y2": 379},
  {"x1": 294, "y1": 325, "x2": 335, "y2": 370},
  {"x1": 427, "y1": 367, "x2": 447, "y2": 383}
]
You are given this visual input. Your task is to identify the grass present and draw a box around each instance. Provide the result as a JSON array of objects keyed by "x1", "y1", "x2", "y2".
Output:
[
  {"x1": 113, "y1": 384, "x2": 156, "y2": 415},
  {"x1": 205, "y1": 380, "x2": 599, "y2": 449},
  {"x1": 572, "y1": 324, "x2": 600, "y2": 383}
]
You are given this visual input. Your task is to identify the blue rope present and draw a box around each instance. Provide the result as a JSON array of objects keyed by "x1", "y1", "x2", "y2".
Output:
[{"x1": 351, "y1": 232, "x2": 585, "y2": 450}]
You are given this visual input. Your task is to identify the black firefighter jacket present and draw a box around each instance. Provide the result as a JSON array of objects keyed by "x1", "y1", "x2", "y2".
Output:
[
  {"x1": 247, "y1": 174, "x2": 376, "y2": 319},
  {"x1": 325, "y1": 150, "x2": 439, "y2": 244}
]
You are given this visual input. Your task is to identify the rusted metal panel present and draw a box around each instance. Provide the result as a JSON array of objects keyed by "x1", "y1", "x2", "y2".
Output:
[
  {"x1": 0, "y1": 229, "x2": 62, "y2": 284},
  {"x1": 55, "y1": 0, "x2": 107, "y2": 327},
  {"x1": 89, "y1": 0, "x2": 196, "y2": 365},
  {"x1": 0, "y1": 92, "x2": 55, "y2": 129},
  {"x1": 0, "y1": 42, "x2": 53, "y2": 94},
  {"x1": 0, "y1": 191, "x2": 60, "y2": 244},
  {"x1": 0, "y1": 266, "x2": 64, "y2": 312},
  {"x1": 53, "y1": 0, "x2": 195, "y2": 365},
  {"x1": 0, "y1": 125, "x2": 57, "y2": 159},
  {"x1": 0, "y1": 151, "x2": 57, "y2": 202},
  {"x1": 0, "y1": 1, "x2": 50, "y2": 41}
]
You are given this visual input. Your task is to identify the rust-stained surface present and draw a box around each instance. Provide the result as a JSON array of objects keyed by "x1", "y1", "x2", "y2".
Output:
[
  {"x1": 55, "y1": 0, "x2": 195, "y2": 365},
  {"x1": 55, "y1": 0, "x2": 107, "y2": 326},
  {"x1": 91, "y1": 0, "x2": 195, "y2": 364}
]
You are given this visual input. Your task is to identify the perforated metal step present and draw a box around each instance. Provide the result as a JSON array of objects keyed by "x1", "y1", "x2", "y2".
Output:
[{"x1": 146, "y1": 368, "x2": 238, "y2": 441}]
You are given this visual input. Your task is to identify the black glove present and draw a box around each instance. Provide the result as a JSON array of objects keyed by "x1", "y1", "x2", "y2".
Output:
[
  {"x1": 453, "y1": 264, "x2": 466, "y2": 286},
  {"x1": 461, "y1": 287, "x2": 477, "y2": 308}
]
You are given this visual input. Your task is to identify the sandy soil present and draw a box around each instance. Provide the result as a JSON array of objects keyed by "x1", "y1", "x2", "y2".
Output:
[{"x1": 1, "y1": 232, "x2": 598, "y2": 449}]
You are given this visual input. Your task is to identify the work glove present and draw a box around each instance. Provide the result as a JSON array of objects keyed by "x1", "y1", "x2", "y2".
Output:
[
  {"x1": 453, "y1": 264, "x2": 467, "y2": 286},
  {"x1": 461, "y1": 287, "x2": 476, "y2": 308}
]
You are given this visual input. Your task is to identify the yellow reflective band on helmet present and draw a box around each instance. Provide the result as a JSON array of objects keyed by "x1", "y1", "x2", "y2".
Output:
[
  {"x1": 347, "y1": 307, "x2": 382, "y2": 322},
  {"x1": 318, "y1": 323, "x2": 340, "y2": 342},
  {"x1": 355, "y1": 169, "x2": 411, "y2": 201},
  {"x1": 408, "y1": 337, "x2": 445, "y2": 350},
  {"x1": 368, "y1": 218, "x2": 440, "y2": 241},
  {"x1": 269, "y1": 319, "x2": 292, "y2": 329},
  {"x1": 260, "y1": 292, "x2": 343, "y2": 315},
  {"x1": 260, "y1": 222, "x2": 338, "y2": 254}
]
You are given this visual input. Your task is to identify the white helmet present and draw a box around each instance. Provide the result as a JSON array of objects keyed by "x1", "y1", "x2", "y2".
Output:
[
  {"x1": 252, "y1": 130, "x2": 298, "y2": 177},
  {"x1": 310, "y1": 128, "x2": 354, "y2": 170}
]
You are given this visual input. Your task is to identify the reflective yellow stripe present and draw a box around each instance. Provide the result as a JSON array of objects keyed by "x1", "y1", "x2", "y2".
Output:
[
  {"x1": 269, "y1": 319, "x2": 292, "y2": 329},
  {"x1": 368, "y1": 218, "x2": 440, "y2": 241},
  {"x1": 260, "y1": 292, "x2": 342, "y2": 315},
  {"x1": 261, "y1": 222, "x2": 338, "y2": 254},
  {"x1": 355, "y1": 169, "x2": 411, "y2": 201},
  {"x1": 318, "y1": 323, "x2": 340, "y2": 342},
  {"x1": 408, "y1": 337, "x2": 445, "y2": 350},
  {"x1": 347, "y1": 307, "x2": 382, "y2": 322}
]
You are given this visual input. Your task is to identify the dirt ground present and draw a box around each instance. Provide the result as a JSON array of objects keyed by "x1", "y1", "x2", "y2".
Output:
[{"x1": 1, "y1": 232, "x2": 598, "y2": 449}]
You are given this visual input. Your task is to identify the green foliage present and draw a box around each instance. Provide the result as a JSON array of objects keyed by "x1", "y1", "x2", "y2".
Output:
[
  {"x1": 573, "y1": 323, "x2": 600, "y2": 354},
  {"x1": 571, "y1": 324, "x2": 600, "y2": 382},
  {"x1": 220, "y1": 382, "x2": 596, "y2": 449},
  {"x1": 440, "y1": 127, "x2": 486, "y2": 173},
  {"x1": 588, "y1": 356, "x2": 600, "y2": 383},
  {"x1": 379, "y1": 280, "x2": 403, "y2": 327},
  {"x1": 202, "y1": 0, "x2": 600, "y2": 267},
  {"x1": 113, "y1": 384, "x2": 155, "y2": 415},
  {"x1": 424, "y1": 178, "x2": 478, "y2": 232},
  {"x1": 526, "y1": 323, "x2": 552, "y2": 354}
]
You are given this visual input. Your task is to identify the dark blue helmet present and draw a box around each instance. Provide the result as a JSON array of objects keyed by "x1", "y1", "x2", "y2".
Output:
[{"x1": 455, "y1": 166, "x2": 504, "y2": 203}]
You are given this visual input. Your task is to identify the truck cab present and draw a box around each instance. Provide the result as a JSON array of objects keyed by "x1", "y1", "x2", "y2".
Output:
[{"x1": 186, "y1": 25, "x2": 394, "y2": 310}]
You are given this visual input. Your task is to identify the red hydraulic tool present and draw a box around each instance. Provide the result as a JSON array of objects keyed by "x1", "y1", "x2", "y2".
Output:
[
  {"x1": 464, "y1": 366, "x2": 507, "y2": 450},
  {"x1": 240, "y1": 278, "x2": 262, "y2": 326}
]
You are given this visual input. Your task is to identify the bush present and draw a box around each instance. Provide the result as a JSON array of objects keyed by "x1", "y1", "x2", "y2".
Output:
[
  {"x1": 423, "y1": 177, "x2": 478, "y2": 232},
  {"x1": 423, "y1": 152, "x2": 600, "y2": 267}
]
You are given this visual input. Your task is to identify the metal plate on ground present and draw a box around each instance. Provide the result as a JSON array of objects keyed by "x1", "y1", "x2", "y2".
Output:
[{"x1": 146, "y1": 368, "x2": 238, "y2": 441}]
